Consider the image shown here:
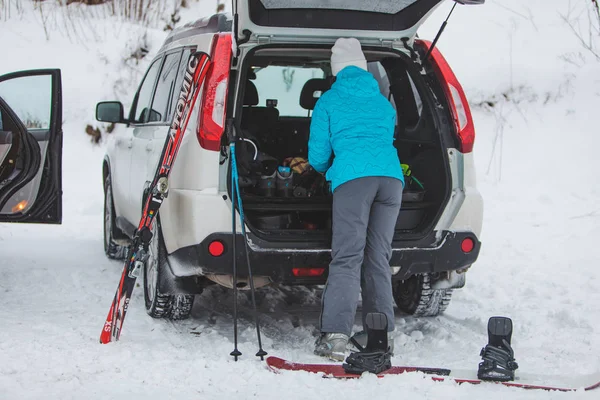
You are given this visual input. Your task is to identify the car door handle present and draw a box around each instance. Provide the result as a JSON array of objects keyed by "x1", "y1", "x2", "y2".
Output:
[
  {"x1": 126, "y1": 137, "x2": 133, "y2": 149},
  {"x1": 145, "y1": 141, "x2": 153, "y2": 152}
]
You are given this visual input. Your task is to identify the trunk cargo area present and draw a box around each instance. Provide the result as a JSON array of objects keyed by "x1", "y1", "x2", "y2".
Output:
[{"x1": 229, "y1": 44, "x2": 451, "y2": 243}]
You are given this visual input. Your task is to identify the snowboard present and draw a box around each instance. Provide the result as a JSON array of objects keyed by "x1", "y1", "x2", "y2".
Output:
[{"x1": 266, "y1": 356, "x2": 600, "y2": 392}]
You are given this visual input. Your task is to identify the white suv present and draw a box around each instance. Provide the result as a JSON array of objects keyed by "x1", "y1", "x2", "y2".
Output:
[{"x1": 96, "y1": 0, "x2": 484, "y2": 321}]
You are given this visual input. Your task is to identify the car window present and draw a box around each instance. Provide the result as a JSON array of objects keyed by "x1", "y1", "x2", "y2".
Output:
[
  {"x1": 131, "y1": 58, "x2": 162, "y2": 124},
  {"x1": 368, "y1": 61, "x2": 396, "y2": 111},
  {"x1": 0, "y1": 90, "x2": 46, "y2": 215},
  {"x1": 0, "y1": 74, "x2": 51, "y2": 129},
  {"x1": 168, "y1": 48, "x2": 193, "y2": 123},
  {"x1": 253, "y1": 66, "x2": 325, "y2": 117},
  {"x1": 368, "y1": 61, "x2": 423, "y2": 128},
  {"x1": 260, "y1": 0, "x2": 419, "y2": 13},
  {"x1": 149, "y1": 51, "x2": 182, "y2": 123}
]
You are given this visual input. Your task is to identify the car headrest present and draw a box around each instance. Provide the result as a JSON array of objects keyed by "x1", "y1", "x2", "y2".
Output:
[
  {"x1": 300, "y1": 78, "x2": 331, "y2": 110},
  {"x1": 244, "y1": 80, "x2": 259, "y2": 106}
]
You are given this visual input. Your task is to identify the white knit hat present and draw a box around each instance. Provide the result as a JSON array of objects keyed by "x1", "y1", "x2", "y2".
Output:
[{"x1": 330, "y1": 38, "x2": 367, "y2": 76}]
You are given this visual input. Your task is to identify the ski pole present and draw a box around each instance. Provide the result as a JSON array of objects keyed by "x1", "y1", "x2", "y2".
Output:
[
  {"x1": 230, "y1": 139, "x2": 267, "y2": 360},
  {"x1": 230, "y1": 142, "x2": 242, "y2": 361}
]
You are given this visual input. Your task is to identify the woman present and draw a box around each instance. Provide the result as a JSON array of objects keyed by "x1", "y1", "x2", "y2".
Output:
[{"x1": 309, "y1": 38, "x2": 405, "y2": 361}]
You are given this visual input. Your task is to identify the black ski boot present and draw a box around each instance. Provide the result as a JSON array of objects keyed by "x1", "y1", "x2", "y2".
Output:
[
  {"x1": 343, "y1": 312, "x2": 392, "y2": 375},
  {"x1": 477, "y1": 316, "x2": 519, "y2": 382}
]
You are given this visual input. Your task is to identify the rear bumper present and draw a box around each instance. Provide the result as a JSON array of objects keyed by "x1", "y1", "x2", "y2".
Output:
[{"x1": 167, "y1": 230, "x2": 480, "y2": 285}]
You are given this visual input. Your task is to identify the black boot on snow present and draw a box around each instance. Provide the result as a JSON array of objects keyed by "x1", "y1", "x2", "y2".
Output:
[
  {"x1": 343, "y1": 312, "x2": 392, "y2": 375},
  {"x1": 477, "y1": 316, "x2": 519, "y2": 382}
]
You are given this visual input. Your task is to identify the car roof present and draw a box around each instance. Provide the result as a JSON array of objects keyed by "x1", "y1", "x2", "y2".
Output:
[{"x1": 157, "y1": 13, "x2": 232, "y2": 55}]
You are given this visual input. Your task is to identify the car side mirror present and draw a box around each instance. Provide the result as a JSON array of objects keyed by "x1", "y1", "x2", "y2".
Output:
[
  {"x1": 96, "y1": 101, "x2": 126, "y2": 124},
  {"x1": 147, "y1": 108, "x2": 162, "y2": 123}
]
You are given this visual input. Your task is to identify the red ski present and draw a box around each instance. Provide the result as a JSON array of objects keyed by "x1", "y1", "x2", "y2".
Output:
[
  {"x1": 266, "y1": 356, "x2": 600, "y2": 392},
  {"x1": 100, "y1": 51, "x2": 210, "y2": 344}
]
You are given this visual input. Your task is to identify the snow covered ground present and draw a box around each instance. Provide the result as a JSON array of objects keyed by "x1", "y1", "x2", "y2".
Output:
[{"x1": 1, "y1": 0, "x2": 600, "y2": 398}]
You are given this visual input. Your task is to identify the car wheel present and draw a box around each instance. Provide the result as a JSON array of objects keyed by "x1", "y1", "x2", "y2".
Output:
[
  {"x1": 104, "y1": 176, "x2": 129, "y2": 260},
  {"x1": 393, "y1": 273, "x2": 453, "y2": 317},
  {"x1": 143, "y1": 217, "x2": 194, "y2": 320}
]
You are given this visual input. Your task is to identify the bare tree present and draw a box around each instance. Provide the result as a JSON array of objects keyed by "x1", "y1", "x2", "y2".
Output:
[
  {"x1": 560, "y1": 0, "x2": 600, "y2": 61},
  {"x1": 1, "y1": 0, "x2": 25, "y2": 20}
]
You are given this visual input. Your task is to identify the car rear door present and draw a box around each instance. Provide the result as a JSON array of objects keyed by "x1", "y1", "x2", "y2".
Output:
[
  {"x1": 234, "y1": 0, "x2": 446, "y2": 44},
  {"x1": 233, "y1": 0, "x2": 485, "y2": 45},
  {"x1": 0, "y1": 69, "x2": 63, "y2": 223},
  {"x1": 121, "y1": 56, "x2": 163, "y2": 225}
]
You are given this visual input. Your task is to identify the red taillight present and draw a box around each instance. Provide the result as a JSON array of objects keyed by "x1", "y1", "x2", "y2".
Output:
[
  {"x1": 208, "y1": 240, "x2": 225, "y2": 257},
  {"x1": 461, "y1": 237, "x2": 475, "y2": 253},
  {"x1": 197, "y1": 33, "x2": 232, "y2": 151},
  {"x1": 292, "y1": 268, "x2": 325, "y2": 277},
  {"x1": 416, "y1": 40, "x2": 475, "y2": 153}
]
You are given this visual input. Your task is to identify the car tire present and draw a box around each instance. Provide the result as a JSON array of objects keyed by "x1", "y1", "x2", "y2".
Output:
[
  {"x1": 143, "y1": 217, "x2": 194, "y2": 320},
  {"x1": 104, "y1": 176, "x2": 129, "y2": 260},
  {"x1": 393, "y1": 273, "x2": 453, "y2": 317}
]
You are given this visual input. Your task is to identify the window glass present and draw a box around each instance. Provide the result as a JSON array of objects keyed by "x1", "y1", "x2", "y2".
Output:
[
  {"x1": 0, "y1": 74, "x2": 51, "y2": 129},
  {"x1": 407, "y1": 73, "x2": 423, "y2": 116},
  {"x1": 149, "y1": 51, "x2": 182, "y2": 123},
  {"x1": 368, "y1": 61, "x2": 423, "y2": 122},
  {"x1": 131, "y1": 58, "x2": 161, "y2": 124},
  {"x1": 252, "y1": 66, "x2": 325, "y2": 117},
  {"x1": 260, "y1": 0, "x2": 418, "y2": 14},
  {"x1": 168, "y1": 48, "x2": 193, "y2": 123},
  {"x1": 368, "y1": 61, "x2": 394, "y2": 106}
]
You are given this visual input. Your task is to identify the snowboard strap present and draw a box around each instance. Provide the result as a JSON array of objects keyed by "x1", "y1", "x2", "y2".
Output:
[
  {"x1": 343, "y1": 312, "x2": 392, "y2": 375},
  {"x1": 478, "y1": 340, "x2": 519, "y2": 382},
  {"x1": 343, "y1": 350, "x2": 392, "y2": 375},
  {"x1": 477, "y1": 317, "x2": 519, "y2": 382},
  {"x1": 349, "y1": 337, "x2": 365, "y2": 352}
]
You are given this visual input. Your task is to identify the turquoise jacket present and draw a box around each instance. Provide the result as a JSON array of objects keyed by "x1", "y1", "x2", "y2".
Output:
[{"x1": 308, "y1": 66, "x2": 405, "y2": 193}]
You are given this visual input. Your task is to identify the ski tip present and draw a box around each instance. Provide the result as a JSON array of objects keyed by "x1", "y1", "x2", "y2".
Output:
[
  {"x1": 265, "y1": 356, "x2": 287, "y2": 368},
  {"x1": 100, "y1": 324, "x2": 119, "y2": 344},
  {"x1": 99, "y1": 336, "x2": 113, "y2": 344},
  {"x1": 99, "y1": 332, "x2": 111, "y2": 344},
  {"x1": 190, "y1": 51, "x2": 211, "y2": 64}
]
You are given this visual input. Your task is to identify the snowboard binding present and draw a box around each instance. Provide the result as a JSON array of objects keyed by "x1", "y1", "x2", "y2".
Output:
[
  {"x1": 477, "y1": 316, "x2": 519, "y2": 382},
  {"x1": 343, "y1": 312, "x2": 392, "y2": 375}
]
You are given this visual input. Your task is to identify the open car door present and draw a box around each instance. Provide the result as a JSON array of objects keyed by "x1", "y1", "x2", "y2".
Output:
[
  {"x1": 233, "y1": 0, "x2": 483, "y2": 44},
  {"x1": 0, "y1": 69, "x2": 63, "y2": 224}
]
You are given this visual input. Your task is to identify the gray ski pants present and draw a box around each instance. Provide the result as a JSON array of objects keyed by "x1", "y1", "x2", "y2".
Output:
[{"x1": 320, "y1": 177, "x2": 403, "y2": 336}]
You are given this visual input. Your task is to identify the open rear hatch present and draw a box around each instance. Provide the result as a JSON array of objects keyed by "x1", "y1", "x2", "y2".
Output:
[
  {"x1": 227, "y1": 0, "x2": 485, "y2": 244},
  {"x1": 234, "y1": 0, "x2": 445, "y2": 43}
]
